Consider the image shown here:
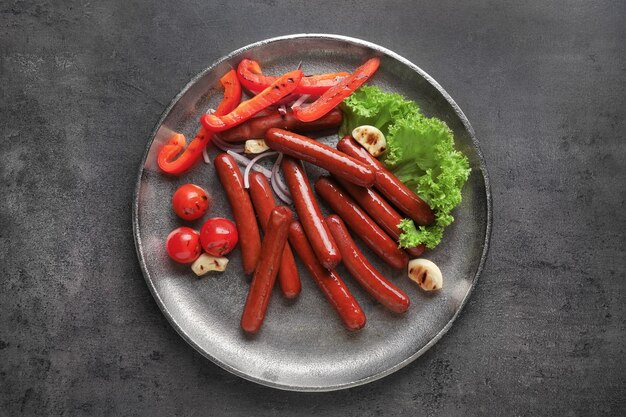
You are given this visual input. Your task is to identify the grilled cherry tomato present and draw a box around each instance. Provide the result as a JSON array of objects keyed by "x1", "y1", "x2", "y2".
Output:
[
  {"x1": 172, "y1": 184, "x2": 211, "y2": 221},
  {"x1": 200, "y1": 217, "x2": 239, "y2": 256},
  {"x1": 166, "y1": 227, "x2": 202, "y2": 263}
]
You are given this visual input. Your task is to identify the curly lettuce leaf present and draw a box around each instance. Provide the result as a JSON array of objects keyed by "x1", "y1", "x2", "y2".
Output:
[
  {"x1": 385, "y1": 115, "x2": 470, "y2": 248},
  {"x1": 339, "y1": 85, "x2": 421, "y2": 137},
  {"x1": 340, "y1": 86, "x2": 470, "y2": 249}
]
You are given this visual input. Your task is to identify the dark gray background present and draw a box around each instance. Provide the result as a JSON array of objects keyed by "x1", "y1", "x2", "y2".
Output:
[{"x1": 1, "y1": 0, "x2": 624, "y2": 415}]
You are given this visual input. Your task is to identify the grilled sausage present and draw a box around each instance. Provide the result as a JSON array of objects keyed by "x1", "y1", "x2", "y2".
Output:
[
  {"x1": 240, "y1": 206, "x2": 292, "y2": 334},
  {"x1": 219, "y1": 109, "x2": 342, "y2": 142},
  {"x1": 315, "y1": 177, "x2": 408, "y2": 269},
  {"x1": 213, "y1": 153, "x2": 262, "y2": 274},
  {"x1": 265, "y1": 128, "x2": 375, "y2": 187},
  {"x1": 281, "y1": 156, "x2": 341, "y2": 270},
  {"x1": 288, "y1": 221, "x2": 366, "y2": 331},
  {"x1": 248, "y1": 172, "x2": 301, "y2": 299},
  {"x1": 334, "y1": 177, "x2": 426, "y2": 258},
  {"x1": 326, "y1": 215, "x2": 410, "y2": 314},
  {"x1": 336, "y1": 136, "x2": 434, "y2": 225}
]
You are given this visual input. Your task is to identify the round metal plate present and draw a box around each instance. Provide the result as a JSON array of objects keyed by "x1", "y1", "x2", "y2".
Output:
[{"x1": 133, "y1": 34, "x2": 491, "y2": 391}]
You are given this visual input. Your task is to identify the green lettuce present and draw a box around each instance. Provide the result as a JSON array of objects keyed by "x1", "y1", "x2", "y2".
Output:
[
  {"x1": 340, "y1": 86, "x2": 470, "y2": 249},
  {"x1": 339, "y1": 85, "x2": 421, "y2": 137}
]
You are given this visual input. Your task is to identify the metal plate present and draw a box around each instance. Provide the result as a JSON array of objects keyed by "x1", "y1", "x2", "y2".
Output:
[{"x1": 133, "y1": 34, "x2": 491, "y2": 391}]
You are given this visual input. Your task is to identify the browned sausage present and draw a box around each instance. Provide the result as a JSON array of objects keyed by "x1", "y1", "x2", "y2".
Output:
[
  {"x1": 336, "y1": 136, "x2": 434, "y2": 225},
  {"x1": 248, "y1": 172, "x2": 301, "y2": 299},
  {"x1": 265, "y1": 129, "x2": 375, "y2": 187},
  {"x1": 219, "y1": 109, "x2": 342, "y2": 142},
  {"x1": 281, "y1": 156, "x2": 341, "y2": 270},
  {"x1": 334, "y1": 177, "x2": 426, "y2": 258},
  {"x1": 326, "y1": 215, "x2": 410, "y2": 314},
  {"x1": 314, "y1": 177, "x2": 408, "y2": 269},
  {"x1": 240, "y1": 206, "x2": 292, "y2": 334},
  {"x1": 288, "y1": 221, "x2": 366, "y2": 331},
  {"x1": 213, "y1": 153, "x2": 262, "y2": 274}
]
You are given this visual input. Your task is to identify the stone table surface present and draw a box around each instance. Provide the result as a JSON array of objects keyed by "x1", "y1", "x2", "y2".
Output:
[{"x1": 1, "y1": 1, "x2": 624, "y2": 416}]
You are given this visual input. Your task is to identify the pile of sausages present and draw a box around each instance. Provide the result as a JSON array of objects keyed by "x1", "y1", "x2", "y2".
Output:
[{"x1": 214, "y1": 119, "x2": 434, "y2": 334}]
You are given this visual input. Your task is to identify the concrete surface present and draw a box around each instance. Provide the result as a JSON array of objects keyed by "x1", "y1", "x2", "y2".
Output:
[{"x1": 1, "y1": 0, "x2": 624, "y2": 415}]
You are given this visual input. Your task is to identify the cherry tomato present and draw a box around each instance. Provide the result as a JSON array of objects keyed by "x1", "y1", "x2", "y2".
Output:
[
  {"x1": 166, "y1": 227, "x2": 202, "y2": 263},
  {"x1": 200, "y1": 218, "x2": 239, "y2": 256},
  {"x1": 172, "y1": 184, "x2": 211, "y2": 221}
]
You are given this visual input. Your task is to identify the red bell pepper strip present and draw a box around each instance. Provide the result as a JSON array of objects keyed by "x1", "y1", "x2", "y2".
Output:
[
  {"x1": 157, "y1": 69, "x2": 241, "y2": 175},
  {"x1": 292, "y1": 57, "x2": 380, "y2": 123},
  {"x1": 214, "y1": 69, "x2": 242, "y2": 115},
  {"x1": 237, "y1": 58, "x2": 348, "y2": 96},
  {"x1": 201, "y1": 69, "x2": 303, "y2": 132}
]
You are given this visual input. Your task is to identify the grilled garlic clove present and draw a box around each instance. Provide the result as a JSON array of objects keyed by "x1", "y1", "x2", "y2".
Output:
[
  {"x1": 352, "y1": 125, "x2": 387, "y2": 157},
  {"x1": 191, "y1": 253, "x2": 229, "y2": 276},
  {"x1": 408, "y1": 258, "x2": 443, "y2": 291},
  {"x1": 245, "y1": 139, "x2": 270, "y2": 154}
]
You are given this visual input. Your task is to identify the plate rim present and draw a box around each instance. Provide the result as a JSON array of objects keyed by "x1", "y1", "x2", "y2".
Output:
[{"x1": 132, "y1": 33, "x2": 492, "y2": 392}]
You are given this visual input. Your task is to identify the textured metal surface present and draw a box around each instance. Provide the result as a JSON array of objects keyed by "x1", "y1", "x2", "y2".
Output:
[{"x1": 132, "y1": 34, "x2": 490, "y2": 391}]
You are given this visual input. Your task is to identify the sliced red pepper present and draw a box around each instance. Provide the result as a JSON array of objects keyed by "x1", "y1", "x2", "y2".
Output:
[
  {"x1": 237, "y1": 59, "x2": 349, "y2": 96},
  {"x1": 201, "y1": 69, "x2": 303, "y2": 132},
  {"x1": 157, "y1": 69, "x2": 241, "y2": 175},
  {"x1": 214, "y1": 69, "x2": 242, "y2": 115},
  {"x1": 292, "y1": 57, "x2": 380, "y2": 123}
]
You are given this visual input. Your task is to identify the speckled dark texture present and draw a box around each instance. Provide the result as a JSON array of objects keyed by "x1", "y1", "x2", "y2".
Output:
[{"x1": 1, "y1": 0, "x2": 624, "y2": 415}]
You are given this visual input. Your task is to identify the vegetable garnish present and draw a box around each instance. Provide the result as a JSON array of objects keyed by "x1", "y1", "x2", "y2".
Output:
[
  {"x1": 237, "y1": 58, "x2": 349, "y2": 96},
  {"x1": 340, "y1": 85, "x2": 470, "y2": 249},
  {"x1": 192, "y1": 253, "x2": 229, "y2": 276},
  {"x1": 226, "y1": 150, "x2": 273, "y2": 178},
  {"x1": 166, "y1": 227, "x2": 202, "y2": 264},
  {"x1": 201, "y1": 69, "x2": 304, "y2": 132},
  {"x1": 408, "y1": 258, "x2": 443, "y2": 291},
  {"x1": 172, "y1": 184, "x2": 211, "y2": 221},
  {"x1": 293, "y1": 57, "x2": 380, "y2": 122},
  {"x1": 225, "y1": 150, "x2": 292, "y2": 204},
  {"x1": 214, "y1": 70, "x2": 243, "y2": 115},
  {"x1": 202, "y1": 146, "x2": 211, "y2": 164},
  {"x1": 157, "y1": 70, "x2": 241, "y2": 175},
  {"x1": 211, "y1": 134, "x2": 245, "y2": 153},
  {"x1": 244, "y1": 139, "x2": 270, "y2": 154},
  {"x1": 290, "y1": 94, "x2": 310, "y2": 109},
  {"x1": 270, "y1": 153, "x2": 293, "y2": 205},
  {"x1": 200, "y1": 217, "x2": 239, "y2": 257},
  {"x1": 351, "y1": 125, "x2": 386, "y2": 157},
  {"x1": 339, "y1": 85, "x2": 420, "y2": 137},
  {"x1": 243, "y1": 151, "x2": 279, "y2": 189}
]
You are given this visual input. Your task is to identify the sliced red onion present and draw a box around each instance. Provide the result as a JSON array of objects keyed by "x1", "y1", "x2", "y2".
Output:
[
  {"x1": 243, "y1": 152, "x2": 278, "y2": 189},
  {"x1": 202, "y1": 145, "x2": 211, "y2": 164},
  {"x1": 272, "y1": 173, "x2": 292, "y2": 205},
  {"x1": 212, "y1": 134, "x2": 245, "y2": 153},
  {"x1": 227, "y1": 151, "x2": 272, "y2": 178},
  {"x1": 197, "y1": 109, "x2": 217, "y2": 162},
  {"x1": 291, "y1": 94, "x2": 310, "y2": 110},
  {"x1": 274, "y1": 169, "x2": 290, "y2": 197},
  {"x1": 271, "y1": 153, "x2": 283, "y2": 180},
  {"x1": 277, "y1": 104, "x2": 287, "y2": 116},
  {"x1": 271, "y1": 153, "x2": 293, "y2": 204}
]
